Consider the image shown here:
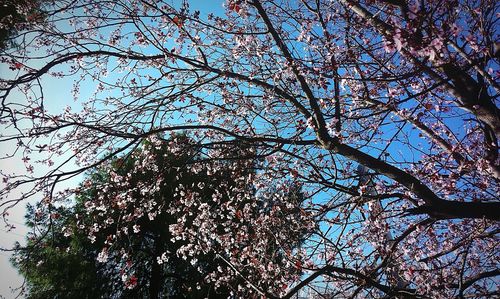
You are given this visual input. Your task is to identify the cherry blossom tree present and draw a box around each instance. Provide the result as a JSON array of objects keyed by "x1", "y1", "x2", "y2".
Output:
[
  {"x1": 1, "y1": 0, "x2": 499, "y2": 298},
  {"x1": 12, "y1": 136, "x2": 307, "y2": 298}
]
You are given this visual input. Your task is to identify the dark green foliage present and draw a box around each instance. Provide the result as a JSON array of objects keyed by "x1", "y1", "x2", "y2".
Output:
[
  {"x1": 12, "y1": 137, "x2": 250, "y2": 298},
  {"x1": 0, "y1": 0, "x2": 47, "y2": 50},
  {"x1": 12, "y1": 136, "x2": 306, "y2": 298},
  {"x1": 11, "y1": 204, "x2": 103, "y2": 299}
]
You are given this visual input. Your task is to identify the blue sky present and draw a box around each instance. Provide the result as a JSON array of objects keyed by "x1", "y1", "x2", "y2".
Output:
[{"x1": 0, "y1": 62, "x2": 90, "y2": 297}]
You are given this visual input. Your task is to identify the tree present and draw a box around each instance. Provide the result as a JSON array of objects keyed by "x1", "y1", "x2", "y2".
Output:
[
  {"x1": 11, "y1": 203, "x2": 104, "y2": 299},
  {"x1": 1, "y1": 0, "x2": 499, "y2": 298},
  {"x1": 12, "y1": 135, "x2": 308, "y2": 298},
  {"x1": 0, "y1": 0, "x2": 47, "y2": 50}
]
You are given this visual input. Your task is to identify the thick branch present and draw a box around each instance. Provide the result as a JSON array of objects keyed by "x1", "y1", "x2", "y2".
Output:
[
  {"x1": 339, "y1": 0, "x2": 500, "y2": 136},
  {"x1": 322, "y1": 138, "x2": 500, "y2": 220},
  {"x1": 251, "y1": 0, "x2": 330, "y2": 141}
]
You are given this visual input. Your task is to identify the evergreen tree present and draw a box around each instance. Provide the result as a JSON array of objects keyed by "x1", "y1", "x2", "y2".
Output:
[
  {"x1": 0, "y1": 0, "x2": 47, "y2": 49},
  {"x1": 12, "y1": 135, "x2": 307, "y2": 298}
]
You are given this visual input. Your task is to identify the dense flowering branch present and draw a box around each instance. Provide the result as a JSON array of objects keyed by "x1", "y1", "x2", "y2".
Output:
[{"x1": 1, "y1": 0, "x2": 498, "y2": 297}]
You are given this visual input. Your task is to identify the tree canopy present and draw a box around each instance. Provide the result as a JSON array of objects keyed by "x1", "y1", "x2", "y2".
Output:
[
  {"x1": 12, "y1": 136, "x2": 308, "y2": 298},
  {"x1": 0, "y1": 0, "x2": 47, "y2": 50},
  {"x1": 1, "y1": 0, "x2": 499, "y2": 298}
]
